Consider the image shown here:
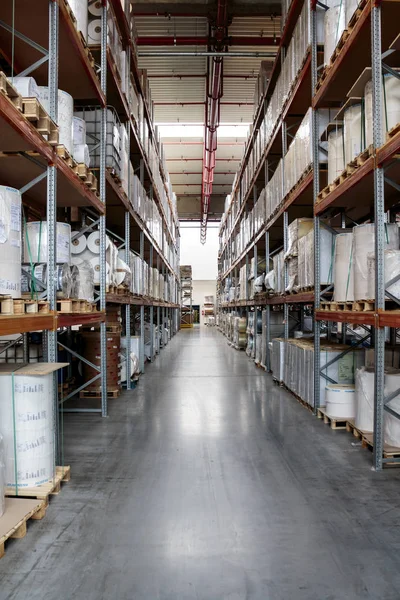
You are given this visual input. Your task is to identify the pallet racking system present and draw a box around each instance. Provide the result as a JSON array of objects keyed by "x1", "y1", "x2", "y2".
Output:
[
  {"x1": 217, "y1": 0, "x2": 400, "y2": 469},
  {"x1": 0, "y1": 1, "x2": 180, "y2": 439}
]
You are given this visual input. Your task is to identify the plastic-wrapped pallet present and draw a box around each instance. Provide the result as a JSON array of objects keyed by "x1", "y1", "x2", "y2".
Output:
[
  {"x1": 68, "y1": 0, "x2": 88, "y2": 41},
  {"x1": 355, "y1": 367, "x2": 374, "y2": 431},
  {"x1": 273, "y1": 250, "x2": 285, "y2": 293},
  {"x1": 298, "y1": 225, "x2": 335, "y2": 288},
  {"x1": 76, "y1": 107, "x2": 121, "y2": 176},
  {"x1": 11, "y1": 76, "x2": 40, "y2": 99},
  {"x1": 285, "y1": 218, "x2": 314, "y2": 258},
  {"x1": 324, "y1": 3, "x2": 346, "y2": 65},
  {"x1": 333, "y1": 232, "x2": 354, "y2": 302},
  {"x1": 271, "y1": 338, "x2": 285, "y2": 382},
  {"x1": 39, "y1": 88, "x2": 73, "y2": 153},
  {"x1": 384, "y1": 370, "x2": 400, "y2": 447},
  {"x1": 0, "y1": 186, "x2": 21, "y2": 298},
  {"x1": 327, "y1": 128, "x2": 345, "y2": 184},
  {"x1": 0, "y1": 434, "x2": 4, "y2": 517},
  {"x1": 367, "y1": 249, "x2": 400, "y2": 301},
  {"x1": 24, "y1": 222, "x2": 71, "y2": 265},
  {"x1": 353, "y1": 223, "x2": 398, "y2": 301},
  {"x1": 365, "y1": 75, "x2": 400, "y2": 148},
  {"x1": 286, "y1": 257, "x2": 298, "y2": 292}
]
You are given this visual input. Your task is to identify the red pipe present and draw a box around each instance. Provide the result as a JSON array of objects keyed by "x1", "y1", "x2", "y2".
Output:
[
  {"x1": 137, "y1": 36, "x2": 279, "y2": 46},
  {"x1": 201, "y1": 0, "x2": 228, "y2": 243}
]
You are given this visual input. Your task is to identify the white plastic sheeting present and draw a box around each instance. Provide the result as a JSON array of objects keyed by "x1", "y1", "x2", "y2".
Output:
[
  {"x1": 0, "y1": 186, "x2": 21, "y2": 298},
  {"x1": 384, "y1": 370, "x2": 400, "y2": 447},
  {"x1": 327, "y1": 128, "x2": 345, "y2": 184},
  {"x1": 365, "y1": 74, "x2": 400, "y2": 148},
  {"x1": 38, "y1": 88, "x2": 74, "y2": 153},
  {"x1": 367, "y1": 249, "x2": 400, "y2": 301},
  {"x1": 0, "y1": 434, "x2": 4, "y2": 517},
  {"x1": 24, "y1": 222, "x2": 71, "y2": 265},
  {"x1": 355, "y1": 367, "x2": 374, "y2": 431},
  {"x1": 334, "y1": 232, "x2": 354, "y2": 302}
]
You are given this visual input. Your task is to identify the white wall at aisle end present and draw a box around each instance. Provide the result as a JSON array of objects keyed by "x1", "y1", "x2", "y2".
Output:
[{"x1": 192, "y1": 280, "x2": 217, "y2": 326}]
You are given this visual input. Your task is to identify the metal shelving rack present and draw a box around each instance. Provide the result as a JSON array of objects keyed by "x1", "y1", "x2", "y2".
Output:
[
  {"x1": 180, "y1": 266, "x2": 193, "y2": 328},
  {"x1": 217, "y1": 0, "x2": 400, "y2": 470},
  {"x1": 0, "y1": 1, "x2": 180, "y2": 424}
]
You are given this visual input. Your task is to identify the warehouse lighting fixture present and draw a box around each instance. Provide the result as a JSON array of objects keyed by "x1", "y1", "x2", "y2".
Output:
[{"x1": 156, "y1": 124, "x2": 250, "y2": 138}]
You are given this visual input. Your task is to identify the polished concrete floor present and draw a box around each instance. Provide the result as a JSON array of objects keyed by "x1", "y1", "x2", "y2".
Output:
[{"x1": 1, "y1": 327, "x2": 400, "y2": 599}]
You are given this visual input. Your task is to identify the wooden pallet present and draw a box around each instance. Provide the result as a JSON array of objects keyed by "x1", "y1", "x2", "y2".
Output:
[
  {"x1": 317, "y1": 146, "x2": 373, "y2": 202},
  {"x1": 0, "y1": 72, "x2": 23, "y2": 111},
  {"x1": 79, "y1": 388, "x2": 120, "y2": 399},
  {"x1": 22, "y1": 98, "x2": 59, "y2": 145},
  {"x1": 56, "y1": 144, "x2": 77, "y2": 168},
  {"x1": 346, "y1": 419, "x2": 367, "y2": 440},
  {"x1": 0, "y1": 498, "x2": 47, "y2": 559},
  {"x1": 0, "y1": 295, "x2": 50, "y2": 316},
  {"x1": 5, "y1": 466, "x2": 71, "y2": 501},
  {"x1": 362, "y1": 432, "x2": 400, "y2": 462},
  {"x1": 75, "y1": 163, "x2": 98, "y2": 193},
  {"x1": 386, "y1": 121, "x2": 400, "y2": 141},
  {"x1": 57, "y1": 299, "x2": 98, "y2": 313},
  {"x1": 62, "y1": 0, "x2": 95, "y2": 67},
  {"x1": 317, "y1": 407, "x2": 348, "y2": 430}
]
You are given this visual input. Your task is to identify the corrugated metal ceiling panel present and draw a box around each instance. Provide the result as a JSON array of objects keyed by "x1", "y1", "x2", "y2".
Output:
[
  {"x1": 220, "y1": 104, "x2": 254, "y2": 123},
  {"x1": 138, "y1": 46, "x2": 207, "y2": 75},
  {"x1": 170, "y1": 173, "x2": 202, "y2": 185},
  {"x1": 163, "y1": 143, "x2": 203, "y2": 160},
  {"x1": 222, "y1": 78, "x2": 255, "y2": 102},
  {"x1": 228, "y1": 16, "x2": 281, "y2": 37},
  {"x1": 154, "y1": 105, "x2": 204, "y2": 123},
  {"x1": 223, "y1": 52, "x2": 276, "y2": 76},
  {"x1": 166, "y1": 159, "x2": 203, "y2": 171},
  {"x1": 135, "y1": 16, "x2": 209, "y2": 37},
  {"x1": 216, "y1": 144, "x2": 246, "y2": 160},
  {"x1": 150, "y1": 77, "x2": 205, "y2": 101}
]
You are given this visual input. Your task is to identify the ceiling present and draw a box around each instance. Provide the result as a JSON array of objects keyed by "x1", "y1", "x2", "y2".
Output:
[{"x1": 132, "y1": 0, "x2": 281, "y2": 230}]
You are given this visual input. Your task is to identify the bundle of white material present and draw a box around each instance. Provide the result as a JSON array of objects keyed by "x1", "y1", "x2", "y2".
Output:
[
  {"x1": 333, "y1": 233, "x2": 354, "y2": 302},
  {"x1": 343, "y1": 103, "x2": 363, "y2": 164},
  {"x1": 24, "y1": 222, "x2": 71, "y2": 264},
  {"x1": 345, "y1": 0, "x2": 359, "y2": 25},
  {"x1": 325, "y1": 384, "x2": 356, "y2": 418},
  {"x1": 0, "y1": 186, "x2": 21, "y2": 298},
  {"x1": 11, "y1": 76, "x2": 39, "y2": 99},
  {"x1": 355, "y1": 367, "x2": 374, "y2": 431},
  {"x1": 0, "y1": 365, "x2": 64, "y2": 488},
  {"x1": 327, "y1": 128, "x2": 345, "y2": 184},
  {"x1": 72, "y1": 117, "x2": 90, "y2": 167},
  {"x1": 271, "y1": 338, "x2": 285, "y2": 382},
  {"x1": 324, "y1": 3, "x2": 346, "y2": 65},
  {"x1": 120, "y1": 124, "x2": 129, "y2": 196},
  {"x1": 38, "y1": 88, "x2": 74, "y2": 153},
  {"x1": 70, "y1": 258, "x2": 95, "y2": 301},
  {"x1": 0, "y1": 434, "x2": 4, "y2": 517},
  {"x1": 384, "y1": 370, "x2": 400, "y2": 447},
  {"x1": 365, "y1": 75, "x2": 400, "y2": 147},
  {"x1": 367, "y1": 249, "x2": 400, "y2": 301},
  {"x1": 353, "y1": 223, "x2": 398, "y2": 301},
  {"x1": 67, "y1": 0, "x2": 88, "y2": 41}
]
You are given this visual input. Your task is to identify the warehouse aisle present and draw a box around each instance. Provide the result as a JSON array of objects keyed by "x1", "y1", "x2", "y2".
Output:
[{"x1": 1, "y1": 328, "x2": 400, "y2": 600}]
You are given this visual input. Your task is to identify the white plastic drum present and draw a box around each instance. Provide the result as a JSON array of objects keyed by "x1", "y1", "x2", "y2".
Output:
[
  {"x1": 334, "y1": 233, "x2": 354, "y2": 301},
  {"x1": 384, "y1": 370, "x2": 400, "y2": 447},
  {"x1": 38, "y1": 88, "x2": 74, "y2": 153},
  {"x1": 344, "y1": 103, "x2": 363, "y2": 164},
  {"x1": 327, "y1": 129, "x2": 345, "y2": 184},
  {"x1": 24, "y1": 222, "x2": 71, "y2": 264},
  {"x1": 0, "y1": 186, "x2": 21, "y2": 298},
  {"x1": 324, "y1": 4, "x2": 346, "y2": 65},
  {"x1": 325, "y1": 384, "x2": 356, "y2": 418},
  {"x1": 355, "y1": 367, "x2": 374, "y2": 431},
  {"x1": 353, "y1": 223, "x2": 398, "y2": 301},
  {"x1": 0, "y1": 369, "x2": 54, "y2": 488}
]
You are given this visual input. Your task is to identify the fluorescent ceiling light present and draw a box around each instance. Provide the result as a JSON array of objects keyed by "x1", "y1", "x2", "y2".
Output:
[{"x1": 156, "y1": 124, "x2": 250, "y2": 138}]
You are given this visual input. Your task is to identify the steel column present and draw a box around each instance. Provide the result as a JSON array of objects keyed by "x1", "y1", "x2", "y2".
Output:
[{"x1": 139, "y1": 230, "x2": 145, "y2": 373}]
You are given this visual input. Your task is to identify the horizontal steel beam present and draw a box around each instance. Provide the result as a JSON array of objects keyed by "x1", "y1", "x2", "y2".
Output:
[
  {"x1": 139, "y1": 50, "x2": 276, "y2": 58},
  {"x1": 137, "y1": 36, "x2": 280, "y2": 46}
]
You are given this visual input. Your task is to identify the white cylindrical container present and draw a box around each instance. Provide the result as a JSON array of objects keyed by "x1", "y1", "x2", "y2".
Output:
[
  {"x1": 324, "y1": 4, "x2": 346, "y2": 65},
  {"x1": 334, "y1": 233, "x2": 354, "y2": 302},
  {"x1": 0, "y1": 367, "x2": 55, "y2": 488},
  {"x1": 344, "y1": 103, "x2": 363, "y2": 165},
  {"x1": 71, "y1": 232, "x2": 87, "y2": 255},
  {"x1": 24, "y1": 222, "x2": 71, "y2": 264},
  {"x1": 11, "y1": 76, "x2": 40, "y2": 99},
  {"x1": 367, "y1": 249, "x2": 400, "y2": 301},
  {"x1": 327, "y1": 129, "x2": 345, "y2": 184},
  {"x1": 325, "y1": 384, "x2": 356, "y2": 418},
  {"x1": 353, "y1": 223, "x2": 398, "y2": 300},
  {"x1": 384, "y1": 370, "x2": 400, "y2": 447},
  {"x1": 365, "y1": 75, "x2": 400, "y2": 147},
  {"x1": 88, "y1": 0, "x2": 102, "y2": 16},
  {"x1": 72, "y1": 116, "x2": 86, "y2": 146},
  {"x1": 89, "y1": 257, "x2": 110, "y2": 285},
  {"x1": 88, "y1": 18, "x2": 102, "y2": 44},
  {"x1": 38, "y1": 88, "x2": 74, "y2": 153},
  {"x1": 0, "y1": 186, "x2": 21, "y2": 298},
  {"x1": 355, "y1": 367, "x2": 374, "y2": 431},
  {"x1": 68, "y1": 0, "x2": 88, "y2": 41}
]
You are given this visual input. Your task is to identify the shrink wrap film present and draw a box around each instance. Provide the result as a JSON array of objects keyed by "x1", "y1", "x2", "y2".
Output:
[
  {"x1": 285, "y1": 218, "x2": 313, "y2": 258},
  {"x1": 334, "y1": 233, "x2": 354, "y2": 301},
  {"x1": 327, "y1": 129, "x2": 345, "y2": 184},
  {"x1": 384, "y1": 370, "x2": 400, "y2": 447},
  {"x1": 271, "y1": 338, "x2": 285, "y2": 382},
  {"x1": 72, "y1": 144, "x2": 90, "y2": 167},
  {"x1": 72, "y1": 116, "x2": 86, "y2": 146},
  {"x1": 355, "y1": 367, "x2": 374, "y2": 431},
  {"x1": 353, "y1": 223, "x2": 398, "y2": 301},
  {"x1": 67, "y1": 0, "x2": 88, "y2": 40},
  {"x1": 345, "y1": 0, "x2": 359, "y2": 24},
  {"x1": 367, "y1": 249, "x2": 400, "y2": 301},
  {"x1": 365, "y1": 75, "x2": 400, "y2": 148},
  {"x1": 0, "y1": 435, "x2": 4, "y2": 517},
  {"x1": 24, "y1": 222, "x2": 71, "y2": 265},
  {"x1": 0, "y1": 186, "x2": 21, "y2": 298},
  {"x1": 344, "y1": 103, "x2": 363, "y2": 164},
  {"x1": 70, "y1": 258, "x2": 95, "y2": 301},
  {"x1": 324, "y1": 4, "x2": 346, "y2": 65}
]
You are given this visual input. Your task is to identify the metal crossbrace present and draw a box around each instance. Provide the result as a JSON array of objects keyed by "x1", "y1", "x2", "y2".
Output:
[
  {"x1": 19, "y1": 171, "x2": 48, "y2": 195},
  {"x1": 384, "y1": 176, "x2": 400, "y2": 193},
  {"x1": 57, "y1": 340, "x2": 101, "y2": 372},
  {"x1": 0, "y1": 19, "x2": 48, "y2": 54},
  {"x1": 382, "y1": 63, "x2": 400, "y2": 80},
  {"x1": 19, "y1": 55, "x2": 50, "y2": 78},
  {"x1": 70, "y1": 220, "x2": 100, "y2": 242},
  {"x1": 59, "y1": 373, "x2": 101, "y2": 404},
  {"x1": 321, "y1": 333, "x2": 371, "y2": 378},
  {"x1": 0, "y1": 336, "x2": 22, "y2": 355}
]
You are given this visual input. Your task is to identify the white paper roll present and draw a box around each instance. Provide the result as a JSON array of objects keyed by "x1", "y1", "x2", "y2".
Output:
[
  {"x1": 344, "y1": 103, "x2": 363, "y2": 164},
  {"x1": 87, "y1": 231, "x2": 110, "y2": 254},
  {"x1": 355, "y1": 367, "x2": 374, "y2": 431},
  {"x1": 11, "y1": 76, "x2": 40, "y2": 99},
  {"x1": 325, "y1": 384, "x2": 356, "y2": 418},
  {"x1": 38, "y1": 88, "x2": 74, "y2": 153},
  {"x1": 0, "y1": 371, "x2": 55, "y2": 487},
  {"x1": 115, "y1": 257, "x2": 131, "y2": 286},
  {"x1": 68, "y1": 0, "x2": 88, "y2": 41},
  {"x1": 0, "y1": 186, "x2": 21, "y2": 298},
  {"x1": 24, "y1": 222, "x2": 71, "y2": 264},
  {"x1": 71, "y1": 232, "x2": 87, "y2": 255},
  {"x1": 88, "y1": 19, "x2": 102, "y2": 44},
  {"x1": 327, "y1": 129, "x2": 345, "y2": 184},
  {"x1": 88, "y1": 0, "x2": 102, "y2": 16},
  {"x1": 89, "y1": 257, "x2": 110, "y2": 285}
]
